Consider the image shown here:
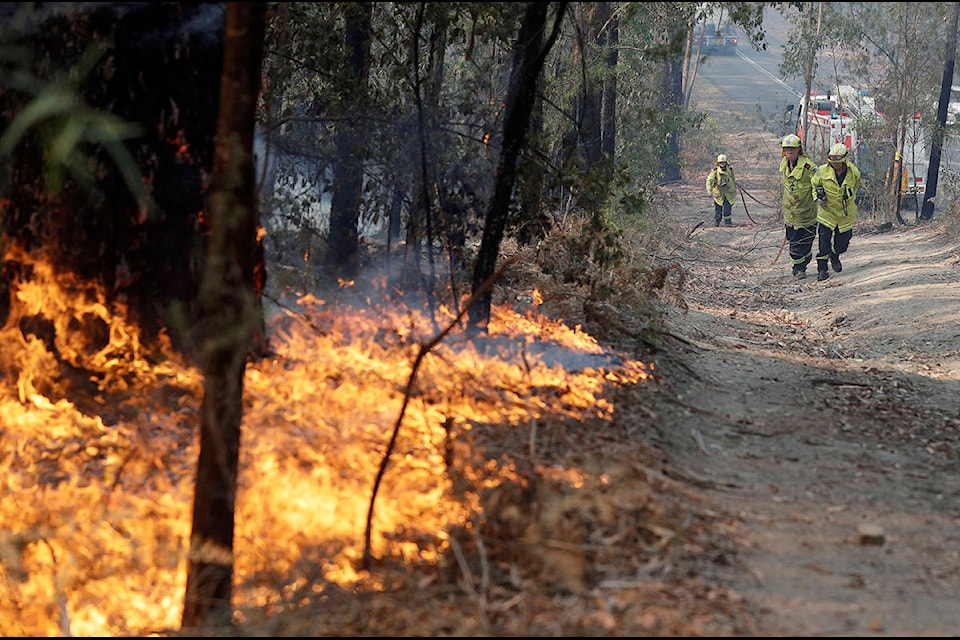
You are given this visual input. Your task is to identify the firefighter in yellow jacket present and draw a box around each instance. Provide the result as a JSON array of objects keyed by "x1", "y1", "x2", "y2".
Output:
[
  {"x1": 706, "y1": 153, "x2": 736, "y2": 226},
  {"x1": 779, "y1": 134, "x2": 818, "y2": 279},
  {"x1": 811, "y1": 143, "x2": 861, "y2": 282}
]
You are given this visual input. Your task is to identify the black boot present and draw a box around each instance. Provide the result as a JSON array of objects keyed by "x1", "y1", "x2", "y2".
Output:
[{"x1": 816, "y1": 259, "x2": 829, "y2": 281}]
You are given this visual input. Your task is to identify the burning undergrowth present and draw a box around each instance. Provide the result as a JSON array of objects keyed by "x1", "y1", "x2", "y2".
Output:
[
  {"x1": 0, "y1": 0, "x2": 756, "y2": 627},
  {"x1": 0, "y1": 215, "x2": 750, "y2": 636}
]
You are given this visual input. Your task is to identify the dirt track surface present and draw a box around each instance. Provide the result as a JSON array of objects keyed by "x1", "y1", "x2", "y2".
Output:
[{"x1": 646, "y1": 157, "x2": 960, "y2": 635}]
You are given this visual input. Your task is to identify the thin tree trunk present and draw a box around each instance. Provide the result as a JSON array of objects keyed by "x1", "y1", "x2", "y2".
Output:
[
  {"x1": 799, "y1": 2, "x2": 821, "y2": 149},
  {"x1": 600, "y1": 5, "x2": 618, "y2": 161},
  {"x1": 683, "y1": 11, "x2": 705, "y2": 108},
  {"x1": 921, "y1": 1, "x2": 960, "y2": 220},
  {"x1": 403, "y1": 3, "x2": 442, "y2": 291},
  {"x1": 326, "y1": 2, "x2": 372, "y2": 277},
  {"x1": 182, "y1": 2, "x2": 266, "y2": 629},
  {"x1": 658, "y1": 57, "x2": 683, "y2": 183},
  {"x1": 468, "y1": 2, "x2": 567, "y2": 330}
]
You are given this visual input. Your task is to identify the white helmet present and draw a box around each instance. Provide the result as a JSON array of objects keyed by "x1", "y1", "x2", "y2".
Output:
[
  {"x1": 781, "y1": 134, "x2": 801, "y2": 148},
  {"x1": 716, "y1": 153, "x2": 728, "y2": 163},
  {"x1": 827, "y1": 143, "x2": 848, "y2": 162}
]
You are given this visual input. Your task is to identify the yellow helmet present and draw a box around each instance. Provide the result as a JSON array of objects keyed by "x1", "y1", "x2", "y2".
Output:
[
  {"x1": 827, "y1": 143, "x2": 848, "y2": 162},
  {"x1": 781, "y1": 134, "x2": 801, "y2": 148},
  {"x1": 716, "y1": 153, "x2": 728, "y2": 163}
]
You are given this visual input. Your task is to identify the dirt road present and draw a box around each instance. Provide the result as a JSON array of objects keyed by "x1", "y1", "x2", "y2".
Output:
[{"x1": 646, "y1": 150, "x2": 960, "y2": 635}]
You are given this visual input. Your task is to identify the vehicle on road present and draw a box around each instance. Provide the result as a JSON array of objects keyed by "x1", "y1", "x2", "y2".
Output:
[{"x1": 693, "y1": 22, "x2": 739, "y2": 56}]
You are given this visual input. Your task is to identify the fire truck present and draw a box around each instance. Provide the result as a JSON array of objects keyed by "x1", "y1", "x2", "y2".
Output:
[
  {"x1": 796, "y1": 93, "x2": 857, "y2": 162},
  {"x1": 796, "y1": 87, "x2": 928, "y2": 205}
]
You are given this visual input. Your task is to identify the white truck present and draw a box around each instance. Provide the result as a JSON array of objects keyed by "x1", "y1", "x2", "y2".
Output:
[{"x1": 796, "y1": 86, "x2": 929, "y2": 204}]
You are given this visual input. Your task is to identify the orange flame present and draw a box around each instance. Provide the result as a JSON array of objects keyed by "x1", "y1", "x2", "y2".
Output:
[{"x1": 0, "y1": 251, "x2": 655, "y2": 635}]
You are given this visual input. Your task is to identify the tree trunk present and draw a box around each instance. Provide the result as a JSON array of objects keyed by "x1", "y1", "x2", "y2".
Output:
[
  {"x1": 405, "y1": 4, "x2": 449, "y2": 296},
  {"x1": 658, "y1": 57, "x2": 683, "y2": 183},
  {"x1": 683, "y1": 11, "x2": 706, "y2": 108},
  {"x1": 568, "y1": 2, "x2": 608, "y2": 213},
  {"x1": 468, "y1": 2, "x2": 567, "y2": 330},
  {"x1": 182, "y1": 2, "x2": 267, "y2": 629},
  {"x1": 516, "y1": 73, "x2": 549, "y2": 246},
  {"x1": 921, "y1": 1, "x2": 960, "y2": 221},
  {"x1": 799, "y1": 2, "x2": 822, "y2": 149},
  {"x1": 325, "y1": 2, "x2": 372, "y2": 278},
  {"x1": 601, "y1": 6, "x2": 618, "y2": 161},
  {"x1": 581, "y1": 3, "x2": 604, "y2": 171}
]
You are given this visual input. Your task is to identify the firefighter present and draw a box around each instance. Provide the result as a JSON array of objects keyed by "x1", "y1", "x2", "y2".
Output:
[
  {"x1": 779, "y1": 134, "x2": 818, "y2": 279},
  {"x1": 885, "y1": 150, "x2": 912, "y2": 210},
  {"x1": 811, "y1": 143, "x2": 861, "y2": 282},
  {"x1": 885, "y1": 151, "x2": 909, "y2": 200},
  {"x1": 706, "y1": 153, "x2": 737, "y2": 226}
]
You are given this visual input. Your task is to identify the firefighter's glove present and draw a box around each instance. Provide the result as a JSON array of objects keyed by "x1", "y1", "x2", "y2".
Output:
[
  {"x1": 815, "y1": 186, "x2": 827, "y2": 202},
  {"x1": 720, "y1": 180, "x2": 728, "y2": 188}
]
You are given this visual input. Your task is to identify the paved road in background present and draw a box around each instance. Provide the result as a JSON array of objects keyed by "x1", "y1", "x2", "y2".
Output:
[
  {"x1": 695, "y1": 48, "x2": 801, "y2": 138},
  {"x1": 694, "y1": 9, "x2": 960, "y2": 207},
  {"x1": 694, "y1": 10, "x2": 801, "y2": 137}
]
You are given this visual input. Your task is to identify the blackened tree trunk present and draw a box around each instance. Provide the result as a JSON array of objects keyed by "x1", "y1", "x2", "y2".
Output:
[
  {"x1": 658, "y1": 57, "x2": 683, "y2": 183},
  {"x1": 580, "y1": 3, "x2": 604, "y2": 172},
  {"x1": 515, "y1": 71, "x2": 548, "y2": 246},
  {"x1": 468, "y1": 2, "x2": 567, "y2": 330},
  {"x1": 182, "y1": 2, "x2": 267, "y2": 629},
  {"x1": 601, "y1": 5, "x2": 618, "y2": 161},
  {"x1": 325, "y1": 2, "x2": 372, "y2": 278},
  {"x1": 578, "y1": 2, "x2": 608, "y2": 213},
  {"x1": 921, "y1": 1, "x2": 960, "y2": 221}
]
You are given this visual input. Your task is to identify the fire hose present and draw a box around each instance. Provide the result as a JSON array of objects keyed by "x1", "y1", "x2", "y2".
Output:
[
  {"x1": 738, "y1": 185, "x2": 785, "y2": 264},
  {"x1": 737, "y1": 184, "x2": 776, "y2": 225}
]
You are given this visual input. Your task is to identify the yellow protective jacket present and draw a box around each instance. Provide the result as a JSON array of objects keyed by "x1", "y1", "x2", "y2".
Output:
[
  {"x1": 811, "y1": 160, "x2": 860, "y2": 232},
  {"x1": 706, "y1": 164, "x2": 737, "y2": 206},
  {"x1": 779, "y1": 154, "x2": 818, "y2": 229},
  {"x1": 884, "y1": 153, "x2": 909, "y2": 198}
]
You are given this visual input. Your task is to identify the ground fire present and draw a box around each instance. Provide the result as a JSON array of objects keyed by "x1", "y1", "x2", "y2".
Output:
[{"x1": 0, "y1": 247, "x2": 656, "y2": 636}]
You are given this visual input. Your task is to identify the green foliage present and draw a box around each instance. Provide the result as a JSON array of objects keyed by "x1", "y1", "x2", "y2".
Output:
[
  {"x1": 678, "y1": 109, "x2": 722, "y2": 177},
  {"x1": 256, "y1": 1, "x2": 774, "y2": 308},
  {"x1": 778, "y1": 3, "x2": 947, "y2": 123},
  {"x1": 0, "y1": 36, "x2": 149, "y2": 211},
  {"x1": 777, "y1": 2, "x2": 820, "y2": 82}
]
